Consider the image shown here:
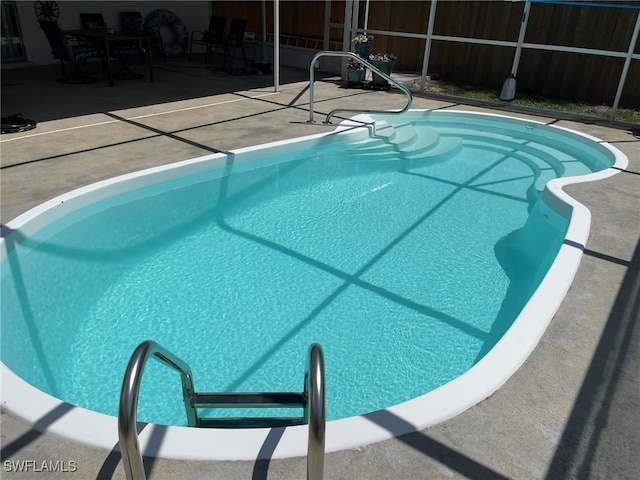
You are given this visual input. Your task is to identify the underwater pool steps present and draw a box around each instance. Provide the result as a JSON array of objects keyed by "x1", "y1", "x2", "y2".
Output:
[
  {"x1": 198, "y1": 417, "x2": 306, "y2": 429},
  {"x1": 193, "y1": 391, "x2": 308, "y2": 427},
  {"x1": 193, "y1": 392, "x2": 306, "y2": 409},
  {"x1": 118, "y1": 341, "x2": 325, "y2": 480},
  {"x1": 348, "y1": 117, "x2": 590, "y2": 169},
  {"x1": 403, "y1": 136, "x2": 462, "y2": 161},
  {"x1": 346, "y1": 122, "x2": 461, "y2": 163},
  {"x1": 347, "y1": 123, "x2": 424, "y2": 152}
]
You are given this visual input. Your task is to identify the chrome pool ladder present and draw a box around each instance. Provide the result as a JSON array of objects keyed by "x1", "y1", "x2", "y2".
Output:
[{"x1": 118, "y1": 340, "x2": 325, "y2": 480}]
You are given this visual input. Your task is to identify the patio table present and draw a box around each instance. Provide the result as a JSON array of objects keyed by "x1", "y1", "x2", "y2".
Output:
[{"x1": 63, "y1": 29, "x2": 154, "y2": 87}]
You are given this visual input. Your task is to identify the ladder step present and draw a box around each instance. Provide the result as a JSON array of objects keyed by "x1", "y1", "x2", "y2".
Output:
[
  {"x1": 197, "y1": 416, "x2": 306, "y2": 429},
  {"x1": 194, "y1": 392, "x2": 305, "y2": 408}
]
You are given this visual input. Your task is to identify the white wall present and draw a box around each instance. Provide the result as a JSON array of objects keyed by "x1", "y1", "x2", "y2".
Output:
[{"x1": 15, "y1": 1, "x2": 211, "y2": 65}]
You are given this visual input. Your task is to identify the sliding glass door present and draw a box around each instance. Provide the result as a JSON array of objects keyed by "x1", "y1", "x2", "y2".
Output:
[{"x1": 1, "y1": 1, "x2": 25, "y2": 63}]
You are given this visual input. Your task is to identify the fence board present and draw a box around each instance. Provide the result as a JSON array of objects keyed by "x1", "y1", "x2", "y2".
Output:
[
  {"x1": 214, "y1": 0, "x2": 640, "y2": 109},
  {"x1": 426, "y1": 1, "x2": 640, "y2": 107}
]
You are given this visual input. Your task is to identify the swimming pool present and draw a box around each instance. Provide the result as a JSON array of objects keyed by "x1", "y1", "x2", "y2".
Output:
[{"x1": 0, "y1": 110, "x2": 628, "y2": 460}]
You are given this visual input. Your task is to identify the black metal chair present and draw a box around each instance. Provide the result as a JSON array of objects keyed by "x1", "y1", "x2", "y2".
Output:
[
  {"x1": 75, "y1": 13, "x2": 110, "y2": 63},
  {"x1": 38, "y1": 20, "x2": 102, "y2": 84},
  {"x1": 223, "y1": 18, "x2": 248, "y2": 66},
  {"x1": 111, "y1": 12, "x2": 146, "y2": 79},
  {"x1": 189, "y1": 15, "x2": 226, "y2": 62}
]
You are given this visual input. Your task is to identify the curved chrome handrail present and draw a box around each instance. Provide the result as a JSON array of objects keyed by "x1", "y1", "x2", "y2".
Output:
[
  {"x1": 118, "y1": 340, "x2": 197, "y2": 480},
  {"x1": 306, "y1": 343, "x2": 326, "y2": 480},
  {"x1": 118, "y1": 341, "x2": 325, "y2": 480},
  {"x1": 308, "y1": 51, "x2": 413, "y2": 124}
]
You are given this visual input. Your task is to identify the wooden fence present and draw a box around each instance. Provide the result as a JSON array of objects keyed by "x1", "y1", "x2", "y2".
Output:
[{"x1": 212, "y1": 1, "x2": 640, "y2": 109}]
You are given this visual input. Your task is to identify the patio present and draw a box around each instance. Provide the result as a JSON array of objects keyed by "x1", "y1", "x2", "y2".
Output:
[{"x1": 1, "y1": 55, "x2": 639, "y2": 479}]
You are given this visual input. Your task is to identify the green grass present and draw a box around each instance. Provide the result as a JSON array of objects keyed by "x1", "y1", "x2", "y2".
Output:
[{"x1": 406, "y1": 79, "x2": 640, "y2": 124}]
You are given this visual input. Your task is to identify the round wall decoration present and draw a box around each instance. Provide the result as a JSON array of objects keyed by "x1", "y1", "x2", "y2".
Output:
[{"x1": 34, "y1": 1, "x2": 59, "y2": 21}]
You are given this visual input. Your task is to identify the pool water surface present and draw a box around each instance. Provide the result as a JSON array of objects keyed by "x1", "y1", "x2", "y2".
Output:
[{"x1": 0, "y1": 110, "x2": 628, "y2": 459}]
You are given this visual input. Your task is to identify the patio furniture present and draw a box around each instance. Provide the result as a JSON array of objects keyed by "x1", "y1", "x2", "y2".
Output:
[
  {"x1": 38, "y1": 20, "x2": 102, "y2": 84},
  {"x1": 111, "y1": 12, "x2": 146, "y2": 79},
  {"x1": 222, "y1": 18, "x2": 248, "y2": 67},
  {"x1": 189, "y1": 15, "x2": 226, "y2": 62},
  {"x1": 63, "y1": 27, "x2": 154, "y2": 87}
]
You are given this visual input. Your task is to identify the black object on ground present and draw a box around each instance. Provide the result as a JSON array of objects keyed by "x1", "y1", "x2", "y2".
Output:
[{"x1": 1, "y1": 114, "x2": 37, "y2": 134}]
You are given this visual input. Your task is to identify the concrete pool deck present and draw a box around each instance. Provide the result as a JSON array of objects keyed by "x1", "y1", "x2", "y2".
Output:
[{"x1": 1, "y1": 57, "x2": 639, "y2": 479}]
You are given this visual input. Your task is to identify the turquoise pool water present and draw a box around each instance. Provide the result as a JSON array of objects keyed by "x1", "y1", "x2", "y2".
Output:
[{"x1": 1, "y1": 112, "x2": 613, "y2": 426}]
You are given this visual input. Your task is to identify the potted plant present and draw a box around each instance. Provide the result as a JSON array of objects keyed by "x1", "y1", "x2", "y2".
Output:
[
  {"x1": 346, "y1": 57, "x2": 364, "y2": 86},
  {"x1": 368, "y1": 52, "x2": 397, "y2": 88},
  {"x1": 351, "y1": 33, "x2": 373, "y2": 59}
]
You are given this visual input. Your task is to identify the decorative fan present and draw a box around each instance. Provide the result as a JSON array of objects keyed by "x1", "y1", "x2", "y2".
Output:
[{"x1": 34, "y1": 1, "x2": 59, "y2": 21}]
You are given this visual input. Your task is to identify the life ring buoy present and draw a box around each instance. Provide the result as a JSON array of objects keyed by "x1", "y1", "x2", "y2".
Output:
[{"x1": 144, "y1": 9, "x2": 188, "y2": 57}]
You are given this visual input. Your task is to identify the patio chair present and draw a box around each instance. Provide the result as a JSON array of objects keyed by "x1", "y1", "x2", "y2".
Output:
[
  {"x1": 38, "y1": 20, "x2": 102, "y2": 84},
  {"x1": 189, "y1": 15, "x2": 226, "y2": 62},
  {"x1": 223, "y1": 18, "x2": 248, "y2": 67},
  {"x1": 111, "y1": 12, "x2": 146, "y2": 79}
]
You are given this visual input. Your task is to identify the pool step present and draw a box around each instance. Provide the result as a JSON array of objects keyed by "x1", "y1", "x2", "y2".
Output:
[
  {"x1": 387, "y1": 123, "x2": 420, "y2": 147},
  {"x1": 346, "y1": 123, "x2": 417, "y2": 158},
  {"x1": 197, "y1": 417, "x2": 305, "y2": 429},
  {"x1": 403, "y1": 136, "x2": 463, "y2": 161},
  {"x1": 347, "y1": 123, "x2": 428, "y2": 159},
  {"x1": 347, "y1": 122, "x2": 461, "y2": 164},
  {"x1": 461, "y1": 136, "x2": 569, "y2": 192},
  {"x1": 399, "y1": 127, "x2": 440, "y2": 155},
  {"x1": 438, "y1": 126, "x2": 582, "y2": 178},
  {"x1": 193, "y1": 391, "x2": 306, "y2": 429}
]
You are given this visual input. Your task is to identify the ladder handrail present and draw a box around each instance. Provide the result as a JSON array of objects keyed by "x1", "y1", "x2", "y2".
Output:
[
  {"x1": 118, "y1": 342, "x2": 326, "y2": 480},
  {"x1": 118, "y1": 340, "x2": 197, "y2": 480},
  {"x1": 306, "y1": 343, "x2": 326, "y2": 480},
  {"x1": 308, "y1": 51, "x2": 413, "y2": 124}
]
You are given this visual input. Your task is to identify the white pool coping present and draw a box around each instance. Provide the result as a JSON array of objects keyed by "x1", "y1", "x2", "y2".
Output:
[{"x1": 0, "y1": 111, "x2": 629, "y2": 461}]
